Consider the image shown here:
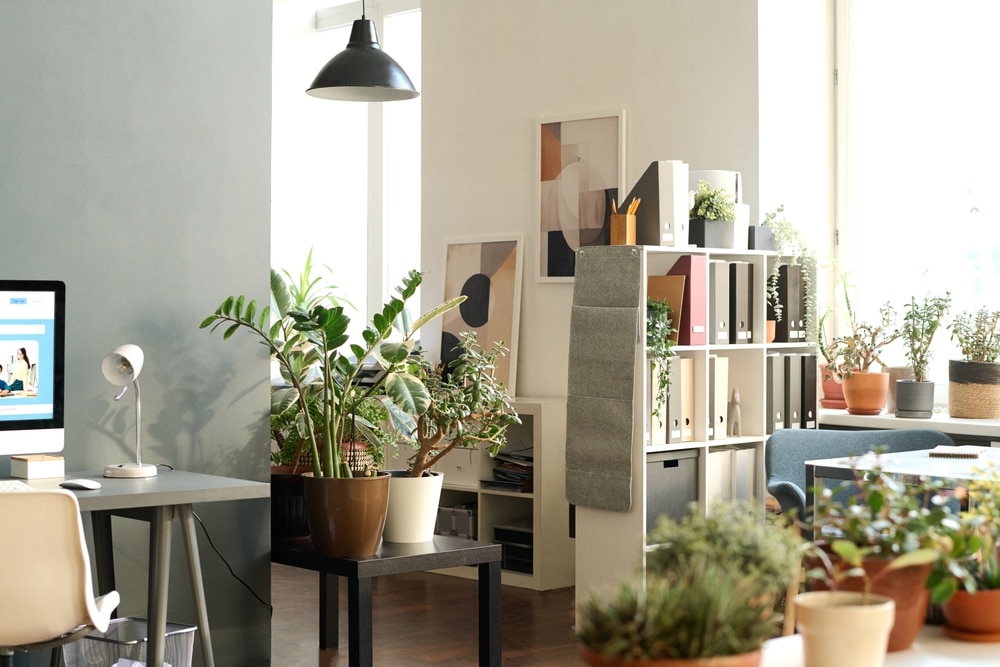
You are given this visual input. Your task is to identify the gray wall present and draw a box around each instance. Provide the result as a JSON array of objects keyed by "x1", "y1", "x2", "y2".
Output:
[{"x1": 0, "y1": 2, "x2": 272, "y2": 665}]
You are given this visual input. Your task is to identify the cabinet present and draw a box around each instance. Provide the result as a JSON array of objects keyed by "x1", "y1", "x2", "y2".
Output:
[
  {"x1": 431, "y1": 397, "x2": 574, "y2": 590},
  {"x1": 569, "y1": 245, "x2": 815, "y2": 600}
]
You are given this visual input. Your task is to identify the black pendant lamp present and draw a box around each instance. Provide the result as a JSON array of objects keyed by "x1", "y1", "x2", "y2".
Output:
[{"x1": 306, "y1": 1, "x2": 418, "y2": 102}]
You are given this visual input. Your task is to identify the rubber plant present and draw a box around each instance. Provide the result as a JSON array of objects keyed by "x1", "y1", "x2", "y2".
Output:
[{"x1": 201, "y1": 269, "x2": 464, "y2": 478}]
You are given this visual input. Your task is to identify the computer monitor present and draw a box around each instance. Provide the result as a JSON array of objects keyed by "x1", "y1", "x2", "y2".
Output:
[{"x1": 0, "y1": 280, "x2": 66, "y2": 455}]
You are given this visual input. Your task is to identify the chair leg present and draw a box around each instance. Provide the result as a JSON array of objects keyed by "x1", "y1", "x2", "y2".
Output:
[
  {"x1": 50, "y1": 646, "x2": 63, "y2": 667},
  {"x1": 0, "y1": 650, "x2": 13, "y2": 667}
]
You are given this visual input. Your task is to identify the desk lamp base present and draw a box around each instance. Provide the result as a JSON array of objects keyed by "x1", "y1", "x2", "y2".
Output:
[{"x1": 104, "y1": 462, "x2": 158, "y2": 478}]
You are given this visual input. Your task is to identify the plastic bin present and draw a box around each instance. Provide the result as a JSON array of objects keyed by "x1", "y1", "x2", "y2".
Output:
[{"x1": 63, "y1": 617, "x2": 196, "y2": 667}]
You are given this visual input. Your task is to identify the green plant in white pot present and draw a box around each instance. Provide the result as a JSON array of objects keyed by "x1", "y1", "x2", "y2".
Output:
[
  {"x1": 382, "y1": 331, "x2": 519, "y2": 543},
  {"x1": 897, "y1": 292, "x2": 951, "y2": 418},
  {"x1": 689, "y1": 180, "x2": 737, "y2": 249},
  {"x1": 201, "y1": 269, "x2": 464, "y2": 557},
  {"x1": 948, "y1": 306, "x2": 1000, "y2": 419}
]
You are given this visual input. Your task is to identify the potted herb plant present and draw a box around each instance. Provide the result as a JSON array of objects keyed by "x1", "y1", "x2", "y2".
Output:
[
  {"x1": 948, "y1": 306, "x2": 1000, "y2": 419},
  {"x1": 576, "y1": 501, "x2": 802, "y2": 666},
  {"x1": 796, "y1": 458, "x2": 952, "y2": 653},
  {"x1": 926, "y1": 464, "x2": 1000, "y2": 638},
  {"x1": 201, "y1": 269, "x2": 464, "y2": 557},
  {"x1": 646, "y1": 297, "x2": 676, "y2": 436},
  {"x1": 382, "y1": 331, "x2": 519, "y2": 543},
  {"x1": 761, "y1": 205, "x2": 817, "y2": 344},
  {"x1": 896, "y1": 292, "x2": 951, "y2": 418},
  {"x1": 688, "y1": 180, "x2": 737, "y2": 249},
  {"x1": 824, "y1": 301, "x2": 902, "y2": 415}
]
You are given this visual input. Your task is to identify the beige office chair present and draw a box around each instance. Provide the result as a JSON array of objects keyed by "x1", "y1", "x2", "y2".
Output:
[{"x1": 0, "y1": 489, "x2": 120, "y2": 667}]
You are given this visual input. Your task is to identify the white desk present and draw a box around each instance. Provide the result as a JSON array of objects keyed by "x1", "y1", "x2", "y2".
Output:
[
  {"x1": 21, "y1": 470, "x2": 269, "y2": 667},
  {"x1": 762, "y1": 625, "x2": 1000, "y2": 666}
]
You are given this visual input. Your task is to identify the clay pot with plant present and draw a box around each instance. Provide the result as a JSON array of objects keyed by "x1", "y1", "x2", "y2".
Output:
[
  {"x1": 825, "y1": 301, "x2": 902, "y2": 415},
  {"x1": 895, "y1": 292, "x2": 951, "y2": 418},
  {"x1": 948, "y1": 306, "x2": 1000, "y2": 419},
  {"x1": 688, "y1": 180, "x2": 737, "y2": 249}
]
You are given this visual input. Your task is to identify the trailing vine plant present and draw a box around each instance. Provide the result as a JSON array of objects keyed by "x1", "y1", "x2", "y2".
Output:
[
  {"x1": 647, "y1": 298, "x2": 677, "y2": 418},
  {"x1": 762, "y1": 205, "x2": 817, "y2": 334}
]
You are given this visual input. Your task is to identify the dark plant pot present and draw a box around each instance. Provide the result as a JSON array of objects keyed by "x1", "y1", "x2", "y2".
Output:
[
  {"x1": 689, "y1": 218, "x2": 735, "y2": 249},
  {"x1": 895, "y1": 379, "x2": 935, "y2": 419},
  {"x1": 948, "y1": 359, "x2": 1000, "y2": 419},
  {"x1": 302, "y1": 472, "x2": 390, "y2": 557},
  {"x1": 747, "y1": 225, "x2": 775, "y2": 251},
  {"x1": 270, "y1": 468, "x2": 310, "y2": 541}
]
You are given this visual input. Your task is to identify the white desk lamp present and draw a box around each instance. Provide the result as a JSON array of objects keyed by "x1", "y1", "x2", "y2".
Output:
[{"x1": 101, "y1": 344, "x2": 157, "y2": 478}]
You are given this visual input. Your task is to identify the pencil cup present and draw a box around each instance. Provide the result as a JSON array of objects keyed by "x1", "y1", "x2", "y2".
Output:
[{"x1": 611, "y1": 214, "x2": 636, "y2": 245}]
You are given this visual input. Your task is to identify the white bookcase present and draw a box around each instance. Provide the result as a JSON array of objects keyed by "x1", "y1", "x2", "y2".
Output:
[
  {"x1": 431, "y1": 396, "x2": 574, "y2": 591},
  {"x1": 571, "y1": 245, "x2": 815, "y2": 601}
]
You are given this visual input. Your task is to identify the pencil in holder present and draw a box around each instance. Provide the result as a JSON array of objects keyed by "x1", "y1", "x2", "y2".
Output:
[{"x1": 611, "y1": 214, "x2": 636, "y2": 245}]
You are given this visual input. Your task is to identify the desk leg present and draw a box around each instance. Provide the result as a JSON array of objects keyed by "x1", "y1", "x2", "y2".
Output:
[
  {"x1": 478, "y1": 561, "x2": 501, "y2": 667},
  {"x1": 804, "y1": 463, "x2": 816, "y2": 541},
  {"x1": 319, "y1": 571, "x2": 339, "y2": 649},
  {"x1": 347, "y1": 577, "x2": 373, "y2": 667},
  {"x1": 91, "y1": 511, "x2": 117, "y2": 617},
  {"x1": 147, "y1": 505, "x2": 171, "y2": 667},
  {"x1": 179, "y1": 505, "x2": 215, "y2": 667}
]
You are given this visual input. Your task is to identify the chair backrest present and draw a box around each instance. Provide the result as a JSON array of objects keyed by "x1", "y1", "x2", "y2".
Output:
[
  {"x1": 764, "y1": 428, "x2": 956, "y2": 517},
  {"x1": 0, "y1": 490, "x2": 102, "y2": 646}
]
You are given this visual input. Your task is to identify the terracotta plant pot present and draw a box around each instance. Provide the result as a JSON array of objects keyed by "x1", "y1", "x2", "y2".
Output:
[
  {"x1": 766, "y1": 320, "x2": 776, "y2": 344},
  {"x1": 302, "y1": 472, "x2": 390, "y2": 558},
  {"x1": 819, "y1": 363, "x2": 847, "y2": 409},
  {"x1": 578, "y1": 645, "x2": 762, "y2": 667},
  {"x1": 794, "y1": 591, "x2": 894, "y2": 667},
  {"x1": 841, "y1": 371, "x2": 889, "y2": 416},
  {"x1": 942, "y1": 588, "x2": 1000, "y2": 638}
]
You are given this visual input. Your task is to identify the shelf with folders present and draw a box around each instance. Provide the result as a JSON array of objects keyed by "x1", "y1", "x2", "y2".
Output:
[{"x1": 567, "y1": 244, "x2": 817, "y2": 602}]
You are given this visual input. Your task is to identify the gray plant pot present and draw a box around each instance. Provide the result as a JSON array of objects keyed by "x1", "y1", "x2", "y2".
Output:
[
  {"x1": 895, "y1": 379, "x2": 934, "y2": 419},
  {"x1": 747, "y1": 225, "x2": 775, "y2": 251},
  {"x1": 689, "y1": 218, "x2": 735, "y2": 249}
]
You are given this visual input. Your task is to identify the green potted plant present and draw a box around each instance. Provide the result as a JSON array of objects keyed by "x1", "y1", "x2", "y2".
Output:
[
  {"x1": 948, "y1": 306, "x2": 1000, "y2": 419},
  {"x1": 646, "y1": 297, "x2": 676, "y2": 429},
  {"x1": 824, "y1": 300, "x2": 902, "y2": 415},
  {"x1": 896, "y1": 292, "x2": 951, "y2": 418},
  {"x1": 796, "y1": 458, "x2": 952, "y2": 653},
  {"x1": 761, "y1": 205, "x2": 817, "y2": 344},
  {"x1": 926, "y1": 464, "x2": 1000, "y2": 638},
  {"x1": 688, "y1": 180, "x2": 737, "y2": 249},
  {"x1": 576, "y1": 501, "x2": 802, "y2": 666},
  {"x1": 201, "y1": 269, "x2": 464, "y2": 557},
  {"x1": 382, "y1": 331, "x2": 519, "y2": 543}
]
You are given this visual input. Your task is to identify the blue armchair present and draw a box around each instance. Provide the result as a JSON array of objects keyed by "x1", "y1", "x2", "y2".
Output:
[{"x1": 764, "y1": 428, "x2": 956, "y2": 518}]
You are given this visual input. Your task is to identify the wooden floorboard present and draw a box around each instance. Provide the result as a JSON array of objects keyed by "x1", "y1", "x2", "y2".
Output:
[{"x1": 271, "y1": 563, "x2": 580, "y2": 666}]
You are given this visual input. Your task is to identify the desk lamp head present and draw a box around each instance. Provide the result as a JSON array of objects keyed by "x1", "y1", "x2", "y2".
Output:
[{"x1": 101, "y1": 344, "x2": 156, "y2": 478}]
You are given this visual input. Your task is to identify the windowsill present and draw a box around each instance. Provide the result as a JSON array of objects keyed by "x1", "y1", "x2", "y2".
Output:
[{"x1": 819, "y1": 408, "x2": 1000, "y2": 441}]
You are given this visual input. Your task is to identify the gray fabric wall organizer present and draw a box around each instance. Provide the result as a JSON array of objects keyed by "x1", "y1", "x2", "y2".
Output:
[{"x1": 565, "y1": 245, "x2": 641, "y2": 512}]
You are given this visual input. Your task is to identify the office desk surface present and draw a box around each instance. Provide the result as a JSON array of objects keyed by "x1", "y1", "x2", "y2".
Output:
[{"x1": 21, "y1": 468, "x2": 269, "y2": 510}]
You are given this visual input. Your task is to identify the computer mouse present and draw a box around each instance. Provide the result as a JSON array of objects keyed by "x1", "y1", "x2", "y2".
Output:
[{"x1": 59, "y1": 478, "x2": 102, "y2": 490}]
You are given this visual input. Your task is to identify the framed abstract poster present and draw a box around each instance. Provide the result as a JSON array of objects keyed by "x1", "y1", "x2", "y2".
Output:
[
  {"x1": 441, "y1": 235, "x2": 523, "y2": 396},
  {"x1": 537, "y1": 110, "x2": 626, "y2": 282}
]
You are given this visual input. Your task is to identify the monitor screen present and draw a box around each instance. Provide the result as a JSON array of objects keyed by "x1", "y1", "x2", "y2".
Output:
[{"x1": 0, "y1": 280, "x2": 66, "y2": 455}]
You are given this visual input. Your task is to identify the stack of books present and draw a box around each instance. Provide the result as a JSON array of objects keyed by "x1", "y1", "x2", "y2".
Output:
[{"x1": 488, "y1": 446, "x2": 533, "y2": 492}]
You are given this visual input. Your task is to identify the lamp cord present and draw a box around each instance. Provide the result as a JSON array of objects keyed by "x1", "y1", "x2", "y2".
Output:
[{"x1": 192, "y1": 510, "x2": 273, "y2": 615}]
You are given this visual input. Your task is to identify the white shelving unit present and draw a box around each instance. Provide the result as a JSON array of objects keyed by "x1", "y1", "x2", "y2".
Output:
[
  {"x1": 431, "y1": 396, "x2": 574, "y2": 591},
  {"x1": 572, "y1": 245, "x2": 815, "y2": 601}
]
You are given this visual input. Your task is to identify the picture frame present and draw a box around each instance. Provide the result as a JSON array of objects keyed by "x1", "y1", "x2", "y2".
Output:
[
  {"x1": 537, "y1": 110, "x2": 626, "y2": 282},
  {"x1": 441, "y1": 234, "x2": 523, "y2": 396}
]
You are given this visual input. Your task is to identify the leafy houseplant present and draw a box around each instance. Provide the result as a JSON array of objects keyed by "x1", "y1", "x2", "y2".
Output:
[
  {"x1": 394, "y1": 331, "x2": 519, "y2": 479},
  {"x1": 761, "y1": 205, "x2": 817, "y2": 338},
  {"x1": 947, "y1": 307, "x2": 1000, "y2": 419},
  {"x1": 201, "y1": 269, "x2": 464, "y2": 480},
  {"x1": 576, "y1": 502, "x2": 801, "y2": 664},
  {"x1": 896, "y1": 293, "x2": 951, "y2": 418},
  {"x1": 689, "y1": 180, "x2": 736, "y2": 222},
  {"x1": 646, "y1": 298, "x2": 676, "y2": 419},
  {"x1": 797, "y1": 458, "x2": 953, "y2": 651}
]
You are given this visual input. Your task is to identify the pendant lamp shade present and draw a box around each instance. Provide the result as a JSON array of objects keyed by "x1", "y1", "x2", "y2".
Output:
[{"x1": 306, "y1": 18, "x2": 418, "y2": 102}]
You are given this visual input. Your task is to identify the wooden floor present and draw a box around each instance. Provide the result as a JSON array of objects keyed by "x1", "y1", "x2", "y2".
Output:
[{"x1": 271, "y1": 563, "x2": 580, "y2": 666}]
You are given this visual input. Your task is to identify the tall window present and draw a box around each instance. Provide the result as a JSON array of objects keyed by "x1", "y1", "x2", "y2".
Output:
[
  {"x1": 838, "y1": 0, "x2": 1000, "y2": 388},
  {"x1": 271, "y1": 0, "x2": 421, "y2": 337}
]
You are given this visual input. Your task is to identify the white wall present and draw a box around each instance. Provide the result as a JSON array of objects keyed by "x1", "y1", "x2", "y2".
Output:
[
  {"x1": 0, "y1": 2, "x2": 272, "y2": 664},
  {"x1": 421, "y1": 0, "x2": 834, "y2": 399}
]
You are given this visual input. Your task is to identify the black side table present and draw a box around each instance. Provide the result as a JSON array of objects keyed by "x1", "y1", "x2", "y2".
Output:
[{"x1": 272, "y1": 534, "x2": 503, "y2": 667}]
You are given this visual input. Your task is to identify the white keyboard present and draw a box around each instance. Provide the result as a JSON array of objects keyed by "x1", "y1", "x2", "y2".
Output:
[{"x1": 0, "y1": 479, "x2": 32, "y2": 491}]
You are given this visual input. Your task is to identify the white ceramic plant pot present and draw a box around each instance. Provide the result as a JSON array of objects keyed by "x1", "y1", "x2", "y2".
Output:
[
  {"x1": 381, "y1": 470, "x2": 444, "y2": 543},
  {"x1": 795, "y1": 591, "x2": 894, "y2": 667}
]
